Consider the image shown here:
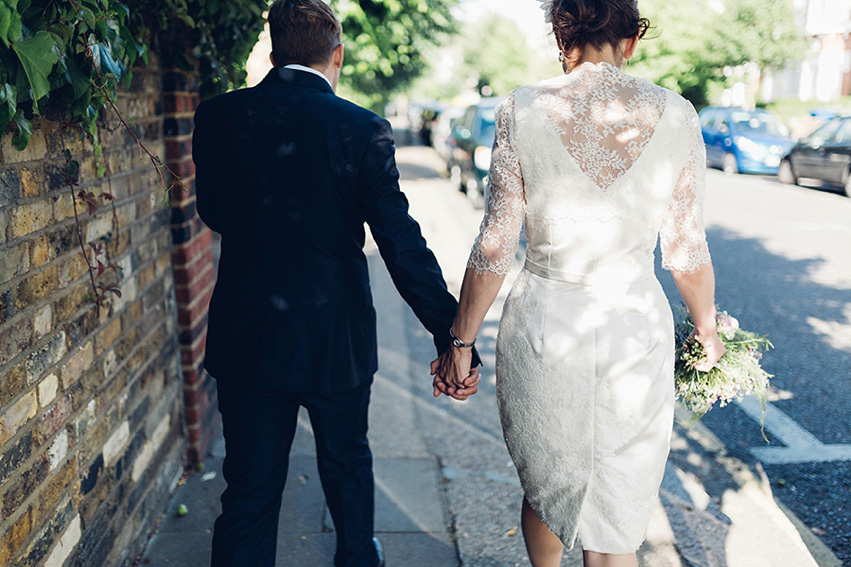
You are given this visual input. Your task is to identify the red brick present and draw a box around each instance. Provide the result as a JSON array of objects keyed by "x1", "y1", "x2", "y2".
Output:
[
  {"x1": 186, "y1": 425, "x2": 200, "y2": 444},
  {"x1": 179, "y1": 330, "x2": 207, "y2": 368},
  {"x1": 165, "y1": 157, "x2": 195, "y2": 179},
  {"x1": 176, "y1": 283, "x2": 213, "y2": 327},
  {"x1": 182, "y1": 383, "x2": 199, "y2": 408},
  {"x1": 163, "y1": 93, "x2": 197, "y2": 115},
  {"x1": 184, "y1": 405, "x2": 200, "y2": 424},
  {"x1": 172, "y1": 253, "x2": 210, "y2": 286},
  {"x1": 175, "y1": 261, "x2": 213, "y2": 305},
  {"x1": 171, "y1": 225, "x2": 211, "y2": 264},
  {"x1": 165, "y1": 138, "x2": 193, "y2": 158}
]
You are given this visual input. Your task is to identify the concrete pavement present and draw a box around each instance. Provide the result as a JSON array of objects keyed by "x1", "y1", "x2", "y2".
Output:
[{"x1": 135, "y1": 144, "x2": 838, "y2": 567}]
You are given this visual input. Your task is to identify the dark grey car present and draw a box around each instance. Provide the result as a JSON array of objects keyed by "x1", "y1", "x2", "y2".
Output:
[{"x1": 779, "y1": 116, "x2": 851, "y2": 197}]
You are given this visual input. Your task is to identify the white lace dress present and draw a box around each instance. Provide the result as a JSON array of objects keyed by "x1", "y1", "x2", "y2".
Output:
[{"x1": 469, "y1": 62, "x2": 711, "y2": 554}]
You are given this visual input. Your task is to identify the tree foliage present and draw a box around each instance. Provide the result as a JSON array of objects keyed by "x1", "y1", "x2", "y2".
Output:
[
  {"x1": 630, "y1": 0, "x2": 804, "y2": 107},
  {"x1": 461, "y1": 14, "x2": 538, "y2": 97},
  {"x1": 412, "y1": 13, "x2": 562, "y2": 102},
  {"x1": 334, "y1": 0, "x2": 458, "y2": 110}
]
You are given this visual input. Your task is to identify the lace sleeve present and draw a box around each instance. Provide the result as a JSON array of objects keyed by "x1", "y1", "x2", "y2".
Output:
[
  {"x1": 659, "y1": 106, "x2": 711, "y2": 272},
  {"x1": 467, "y1": 97, "x2": 526, "y2": 276}
]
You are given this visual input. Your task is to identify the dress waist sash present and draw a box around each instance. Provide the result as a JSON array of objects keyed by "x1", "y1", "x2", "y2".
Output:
[{"x1": 524, "y1": 259, "x2": 655, "y2": 286}]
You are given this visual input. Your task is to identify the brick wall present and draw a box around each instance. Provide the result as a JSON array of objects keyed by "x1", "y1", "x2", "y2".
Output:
[
  {"x1": 162, "y1": 67, "x2": 218, "y2": 465},
  {"x1": 0, "y1": 56, "x2": 185, "y2": 567}
]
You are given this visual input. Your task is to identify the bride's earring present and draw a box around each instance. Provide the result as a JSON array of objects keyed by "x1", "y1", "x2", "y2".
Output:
[{"x1": 559, "y1": 51, "x2": 569, "y2": 74}]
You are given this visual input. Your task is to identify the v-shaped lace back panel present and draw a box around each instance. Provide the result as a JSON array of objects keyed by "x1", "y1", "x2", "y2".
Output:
[
  {"x1": 468, "y1": 63, "x2": 711, "y2": 279},
  {"x1": 538, "y1": 62, "x2": 666, "y2": 190}
]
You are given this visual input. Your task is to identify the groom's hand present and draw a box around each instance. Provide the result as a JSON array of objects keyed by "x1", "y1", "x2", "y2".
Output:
[{"x1": 431, "y1": 352, "x2": 480, "y2": 401}]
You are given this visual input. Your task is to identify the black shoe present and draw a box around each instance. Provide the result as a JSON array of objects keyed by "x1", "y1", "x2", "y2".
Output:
[{"x1": 373, "y1": 537, "x2": 385, "y2": 567}]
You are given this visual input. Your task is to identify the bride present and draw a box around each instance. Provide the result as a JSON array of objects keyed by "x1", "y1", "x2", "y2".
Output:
[{"x1": 432, "y1": 1, "x2": 726, "y2": 566}]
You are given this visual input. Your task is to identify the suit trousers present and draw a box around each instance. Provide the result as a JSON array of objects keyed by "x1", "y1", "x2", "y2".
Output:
[{"x1": 211, "y1": 378, "x2": 379, "y2": 567}]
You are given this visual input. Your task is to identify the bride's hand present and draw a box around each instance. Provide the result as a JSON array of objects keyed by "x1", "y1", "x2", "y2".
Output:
[
  {"x1": 430, "y1": 349, "x2": 480, "y2": 400},
  {"x1": 694, "y1": 330, "x2": 725, "y2": 372}
]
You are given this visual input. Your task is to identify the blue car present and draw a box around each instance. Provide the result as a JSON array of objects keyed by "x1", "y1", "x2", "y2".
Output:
[{"x1": 698, "y1": 107, "x2": 795, "y2": 175}]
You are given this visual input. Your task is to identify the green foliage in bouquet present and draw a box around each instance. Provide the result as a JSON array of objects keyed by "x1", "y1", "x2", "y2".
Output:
[{"x1": 674, "y1": 305, "x2": 773, "y2": 422}]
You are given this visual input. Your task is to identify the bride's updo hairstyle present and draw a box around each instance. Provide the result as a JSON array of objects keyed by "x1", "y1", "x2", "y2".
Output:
[{"x1": 551, "y1": 0, "x2": 650, "y2": 67}]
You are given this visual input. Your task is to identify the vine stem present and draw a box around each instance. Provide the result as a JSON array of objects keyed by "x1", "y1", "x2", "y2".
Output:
[
  {"x1": 69, "y1": 176, "x2": 102, "y2": 318},
  {"x1": 93, "y1": 79, "x2": 184, "y2": 199}
]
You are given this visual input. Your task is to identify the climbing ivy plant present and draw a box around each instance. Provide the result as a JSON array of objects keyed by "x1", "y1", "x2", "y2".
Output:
[
  {"x1": 0, "y1": 0, "x2": 265, "y2": 311},
  {"x1": 0, "y1": 0, "x2": 265, "y2": 150}
]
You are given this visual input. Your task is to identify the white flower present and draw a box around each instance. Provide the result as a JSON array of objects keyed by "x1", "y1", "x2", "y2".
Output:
[{"x1": 538, "y1": 0, "x2": 555, "y2": 23}]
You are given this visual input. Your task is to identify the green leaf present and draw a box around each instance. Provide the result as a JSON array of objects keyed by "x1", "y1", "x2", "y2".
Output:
[
  {"x1": 11, "y1": 30, "x2": 59, "y2": 102},
  {"x1": 12, "y1": 108, "x2": 31, "y2": 150},
  {"x1": 64, "y1": 55, "x2": 90, "y2": 98},
  {"x1": 0, "y1": 7, "x2": 11, "y2": 46},
  {"x1": 0, "y1": 105, "x2": 10, "y2": 138},
  {"x1": 90, "y1": 42, "x2": 123, "y2": 78},
  {"x1": 0, "y1": 82, "x2": 15, "y2": 109}
]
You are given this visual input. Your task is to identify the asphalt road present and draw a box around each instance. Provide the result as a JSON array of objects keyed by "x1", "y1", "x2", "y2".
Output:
[
  {"x1": 681, "y1": 168, "x2": 851, "y2": 564},
  {"x1": 389, "y1": 140, "x2": 851, "y2": 565}
]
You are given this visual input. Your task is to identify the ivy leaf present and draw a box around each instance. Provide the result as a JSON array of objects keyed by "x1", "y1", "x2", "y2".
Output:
[
  {"x1": 64, "y1": 55, "x2": 90, "y2": 99},
  {"x1": 76, "y1": 190, "x2": 97, "y2": 215},
  {"x1": 0, "y1": 105, "x2": 10, "y2": 139},
  {"x1": 0, "y1": 1, "x2": 22, "y2": 47},
  {"x1": 12, "y1": 108, "x2": 31, "y2": 150},
  {"x1": 90, "y1": 41, "x2": 123, "y2": 78},
  {"x1": 11, "y1": 30, "x2": 60, "y2": 103},
  {"x1": 177, "y1": 14, "x2": 195, "y2": 27},
  {"x1": 0, "y1": 6, "x2": 12, "y2": 46},
  {"x1": 0, "y1": 82, "x2": 16, "y2": 113}
]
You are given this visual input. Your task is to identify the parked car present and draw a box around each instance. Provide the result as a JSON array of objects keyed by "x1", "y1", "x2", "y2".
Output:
[
  {"x1": 779, "y1": 115, "x2": 851, "y2": 197},
  {"x1": 699, "y1": 107, "x2": 795, "y2": 175},
  {"x1": 447, "y1": 98, "x2": 501, "y2": 208},
  {"x1": 432, "y1": 105, "x2": 464, "y2": 163}
]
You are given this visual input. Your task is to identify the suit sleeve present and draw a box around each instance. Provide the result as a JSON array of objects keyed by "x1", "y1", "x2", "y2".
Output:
[
  {"x1": 358, "y1": 118, "x2": 480, "y2": 364},
  {"x1": 192, "y1": 101, "x2": 228, "y2": 234}
]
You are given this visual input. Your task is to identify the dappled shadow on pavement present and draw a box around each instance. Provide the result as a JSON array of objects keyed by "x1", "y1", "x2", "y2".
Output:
[{"x1": 657, "y1": 226, "x2": 851, "y2": 565}]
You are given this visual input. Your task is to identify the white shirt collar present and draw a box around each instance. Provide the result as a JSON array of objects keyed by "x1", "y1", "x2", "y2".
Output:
[{"x1": 283, "y1": 64, "x2": 333, "y2": 89}]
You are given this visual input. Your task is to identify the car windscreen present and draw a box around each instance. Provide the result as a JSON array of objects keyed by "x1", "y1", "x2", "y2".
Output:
[{"x1": 731, "y1": 112, "x2": 790, "y2": 137}]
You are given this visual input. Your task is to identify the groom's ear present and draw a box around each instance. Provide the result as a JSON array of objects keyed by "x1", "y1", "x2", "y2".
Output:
[{"x1": 333, "y1": 43, "x2": 344, "y2": 69}]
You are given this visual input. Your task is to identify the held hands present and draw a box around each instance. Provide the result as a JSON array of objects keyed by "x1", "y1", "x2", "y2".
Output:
[{"x1": 430, "y1": 347, "x2": 480, "y2": 401}]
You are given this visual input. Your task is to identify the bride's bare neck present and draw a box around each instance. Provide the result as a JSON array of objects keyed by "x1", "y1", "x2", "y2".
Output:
[
  {"x1": 565, "y1": 36, "x2": 637, "y2": 73},
  {"x1": 567, "y1": 44, "x2": 624, "y2": 72}
]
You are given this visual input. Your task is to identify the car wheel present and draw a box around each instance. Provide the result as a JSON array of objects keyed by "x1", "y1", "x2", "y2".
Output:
[
  {"x1": 844, "y1": 169, "x2": 851, "y2": 198},
  {"x1": 722, "y1": 153, "x2": 739, "y2": 176},
  {"x1": 778, "y1": 160, "x2": 798, "y2": 185},
  {"x1": 466, "y1": 178, "x2": 484, "y2": 209}
]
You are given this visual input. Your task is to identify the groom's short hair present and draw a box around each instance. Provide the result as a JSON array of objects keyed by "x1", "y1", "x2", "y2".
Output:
[{"x1": 268, "y1": 0, "x2": 342, "y2": 67}]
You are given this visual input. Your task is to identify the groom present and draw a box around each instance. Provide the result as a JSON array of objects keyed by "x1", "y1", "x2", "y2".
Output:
[{"x1": 192, "y1": 1, "x2": 480, "y2": 566}]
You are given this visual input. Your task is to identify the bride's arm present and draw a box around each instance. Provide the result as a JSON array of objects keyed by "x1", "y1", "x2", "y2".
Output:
[
  {"x1": 671, "y1": 263, "x2": 724, "y2": 371},
  {"x1": 662, "y1": 103, "x2": 724, "y2": 371},
  {"x1": 432, "y1": 97, "x2": 525, "y2": 397},
  {"x1": 432, "y1": 269, "x2": 506, "y2": 398}
]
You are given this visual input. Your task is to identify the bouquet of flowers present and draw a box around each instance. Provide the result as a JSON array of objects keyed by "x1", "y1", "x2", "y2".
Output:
[{"x1": 674, "y1": 305, "x2": 773, "y2": 420}]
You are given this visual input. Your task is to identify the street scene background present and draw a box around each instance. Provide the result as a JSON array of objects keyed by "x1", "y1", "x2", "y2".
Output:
[
  {"x1": 1, "y1": 0, "x2": 850, "y2": 566},
  {"x1": 239, "y1": 0, "x2": 851, "y2": 564}
]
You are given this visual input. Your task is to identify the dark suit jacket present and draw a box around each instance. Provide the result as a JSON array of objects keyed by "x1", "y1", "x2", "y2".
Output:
[{"x1": 192, "y1": 67, "x2": 477, "y2": 392}]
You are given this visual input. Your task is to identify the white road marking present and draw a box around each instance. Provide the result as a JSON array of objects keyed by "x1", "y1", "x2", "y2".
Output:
[{"x1": 737, "y1": 396, "x2": 851, "y2": 464}]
